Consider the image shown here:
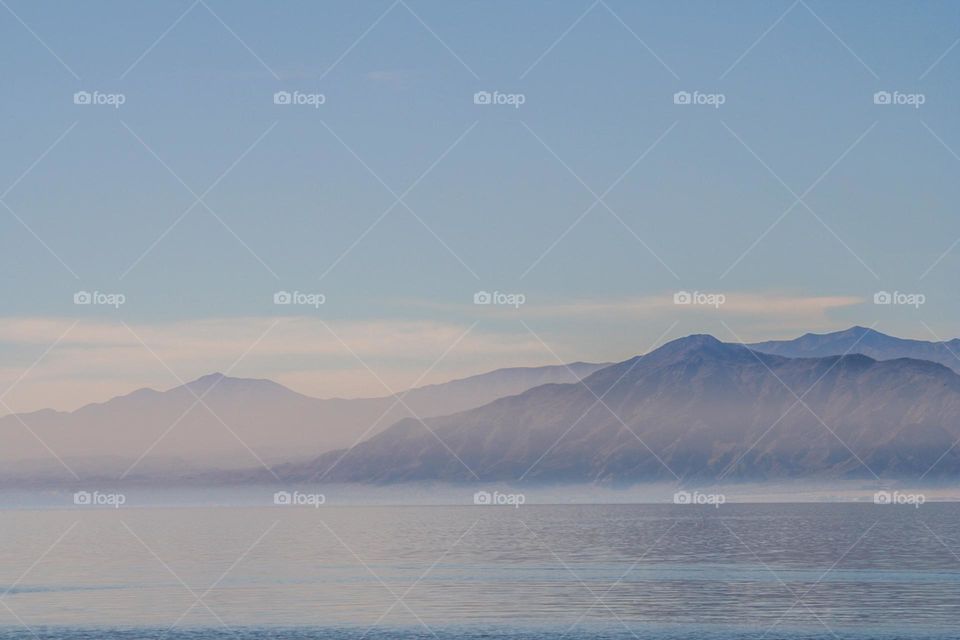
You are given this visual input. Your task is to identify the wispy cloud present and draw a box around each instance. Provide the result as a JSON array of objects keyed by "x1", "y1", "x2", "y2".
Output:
[
  {"x1": 521, "y1": 293, "x2": 863, "y2": 321},
  {"x1": 416, "y1": 291, "x2": 863, "y2": 326}
]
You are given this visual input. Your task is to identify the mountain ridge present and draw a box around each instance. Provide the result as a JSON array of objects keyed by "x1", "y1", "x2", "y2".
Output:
[
  {"x1": 0, "y1": 361, "x2": 608, "y2": 480},
  {"x1": 291, "y1": 334, "x2": 960, "y2": 484},
  {"x1": 749, "y1": 326, "x2": 960, "y2": 372},
  {"x1": 9, "y1": 326, "x2": 960, "y2": 485}
]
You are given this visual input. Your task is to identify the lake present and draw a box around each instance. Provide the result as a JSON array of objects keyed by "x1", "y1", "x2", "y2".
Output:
[{"x1": 1, "y1": 501, "x2": 958, "y2": 639}]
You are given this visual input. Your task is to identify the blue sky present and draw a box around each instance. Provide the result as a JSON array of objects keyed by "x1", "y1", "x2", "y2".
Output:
[{"x1": 1, "y1": 1, "x2": 959, "y2": 410}]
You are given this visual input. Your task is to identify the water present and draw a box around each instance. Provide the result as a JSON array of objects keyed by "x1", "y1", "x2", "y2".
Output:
[{"x1": 1, "y1": 502, "x2": 958, "y2": 638}]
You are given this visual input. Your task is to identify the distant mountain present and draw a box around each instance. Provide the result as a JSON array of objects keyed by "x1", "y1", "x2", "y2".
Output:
[
  {"x1": 0, "y1": 362, "x2": 606, "y2": 480},
  {"x1": 295, "y1": 335, "x2": 960, "y2": 483},
  {"x1": 396, "y1": 362, "x2": 607, "y2": 418},
  {"x1": 749, "y1": 326, "x2": 960, "y2": 373}
]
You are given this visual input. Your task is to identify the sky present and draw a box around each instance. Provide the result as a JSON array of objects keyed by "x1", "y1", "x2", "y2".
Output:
[{"x1": 1, "y1": 0, "x2": 959, "y2": 412}]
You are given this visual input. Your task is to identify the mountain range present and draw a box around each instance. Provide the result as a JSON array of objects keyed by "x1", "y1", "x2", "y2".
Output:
[
  {"x1": 749, "y1": 325, "x2": 960, "y2": 372},
  {"x1": 289, "y1": 333, "x2": 960, "y2": 484},
  {"x1": 0, "y1": 361, "x2": 606, "y2": 480},
  {"x1": 6, "y1": 326, "x2": 960, "y2": 485}
]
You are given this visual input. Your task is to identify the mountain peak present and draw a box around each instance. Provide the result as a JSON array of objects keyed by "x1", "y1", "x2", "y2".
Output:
[
  {"x1": 183, "y1": 372, "x2": 227, "y2": 391},
  {"x1": 838, "y1": 325, "x2": 883, "y2": 339},
  {"x1": 195, "y1": 372, "x2": 227, "y2": 383},
  {"x1": 795, "y1": 326, "x2": 881, "y2": 341},
  {"x1": 748, "y1": 326, "x2": 960, "y2": 373},
  {"x1": 648, "y1": 334, "x2": 731, "y2": 358},
  {"x1": 179, "y1": 372, "x2": 270, "y2": 395},
  {"x1": 679, "y1": 333, "x2": 723, "y2": 346},
  {"x1": 840, "y1": 325, "x2": 873, "y2": 335},
  {"x1": 598, "y1": 334, "x2": 752, "y2": 373}
]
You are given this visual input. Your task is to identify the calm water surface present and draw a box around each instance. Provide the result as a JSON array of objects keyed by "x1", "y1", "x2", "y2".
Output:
[{"x1": 1, "y1": 503, "x2": 958, "y2": 639}]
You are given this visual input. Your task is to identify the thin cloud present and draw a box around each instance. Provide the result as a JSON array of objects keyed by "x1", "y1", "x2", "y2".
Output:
[
  {"x1": 523, "y1": 293, "x2": 863, "y2": 319},
  {"x1": 414, "y1": 292, "x2": 863, "y2": 325}
]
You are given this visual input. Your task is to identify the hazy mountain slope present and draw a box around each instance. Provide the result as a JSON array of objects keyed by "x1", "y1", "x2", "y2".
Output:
[
  {"x1": 398, "y1": 362, "x2": 606, "y2": 417},
  {"x1": 299, "y1": 336, "x2": 960, "y2": 483},
  {"x1": 749, "y1": 326, "x2": 960, "y2": 372},
  {"x1": 0, "y1": 362, "x2": 607, "y2": 479}
]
